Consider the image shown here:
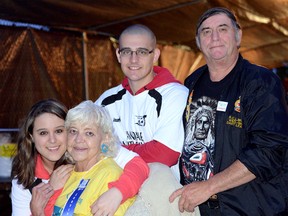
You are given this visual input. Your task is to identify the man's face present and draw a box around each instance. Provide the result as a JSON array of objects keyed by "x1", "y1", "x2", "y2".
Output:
[
  {"x1": 194, "y1": 115, "x2": 211, "y2": 139},
  {"x1": 198, "y1": 13, "x2": 241, "y2": 62},
  {"x1": 116, "y1": 33, "x2": 160, "y2": 91}
]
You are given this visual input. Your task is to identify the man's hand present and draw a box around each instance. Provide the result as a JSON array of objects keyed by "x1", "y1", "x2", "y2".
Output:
[
  {"x1": 49, "y1": 164, "x2": 74, "y2": 190},
  {"x1": 169, "y1": 160, "x2": 256, "y2": 213},
  {"x1": 30, "y1": 182, "x2": 54, "y2": 216},
  {"x1": 169, "y1": 181, "x2": 212, "y2": 213},
  {"x1": 90, "y1": 187, "x2": 123, "y2": 216}
]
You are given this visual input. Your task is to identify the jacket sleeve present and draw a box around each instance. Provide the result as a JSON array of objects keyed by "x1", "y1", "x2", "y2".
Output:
[{"x1": 238, "y1": 68, "x2": 288, "y2": 181}]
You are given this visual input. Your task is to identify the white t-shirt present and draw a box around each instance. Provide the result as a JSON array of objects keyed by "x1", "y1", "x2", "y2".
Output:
[{"x1": 11, "y1": 178, "x2": 49, "y2": 216}]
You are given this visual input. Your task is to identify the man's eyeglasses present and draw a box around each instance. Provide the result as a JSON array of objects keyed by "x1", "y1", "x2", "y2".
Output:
[{"x1": 118, "y1": 48, "x2": 154, "y2": 57}]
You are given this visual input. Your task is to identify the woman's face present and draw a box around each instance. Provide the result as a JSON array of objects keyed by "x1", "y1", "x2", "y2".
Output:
[
  {"x1": 32, "y1": 113, "x2": 67, "y2": 171},
  {"x1": 67, "y1": 122, "x2": 104, "y2": 171}
]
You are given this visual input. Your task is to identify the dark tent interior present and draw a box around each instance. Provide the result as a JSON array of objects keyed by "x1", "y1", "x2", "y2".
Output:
[
  {"x1": 0, "y1": 0, "x2": 288, "y2": 129},
  {"x1": 0, "y1": 1, "x2": 288, "y2": 215}
]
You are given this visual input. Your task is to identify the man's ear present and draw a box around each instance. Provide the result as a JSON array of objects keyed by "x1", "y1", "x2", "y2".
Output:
[
  {"x1": 236, "y1": 29, "x2": 242, "y2": 47},
  {"x1": 116, "y1": 48, "x2": 121, "y2": 63},
  {"x1": 196, "y1": 36, "x2": 201, "y2": 51},
  {"x1": 153, "y1": 48, "x2": 161, "y2": 63}
]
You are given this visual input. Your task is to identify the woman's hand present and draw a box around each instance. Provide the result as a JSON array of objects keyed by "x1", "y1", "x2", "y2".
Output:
[
  {"x1": 49, "y1": 164, "x2": 74, "y2": 190},
  {"x1": 30, "y1": 182, "x2": 54, "y2": 216}
]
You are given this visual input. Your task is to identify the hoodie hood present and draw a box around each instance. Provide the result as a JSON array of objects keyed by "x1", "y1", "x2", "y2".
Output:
[{"x1": 122, "y1": 66, "x2": 181, "y2": 95}]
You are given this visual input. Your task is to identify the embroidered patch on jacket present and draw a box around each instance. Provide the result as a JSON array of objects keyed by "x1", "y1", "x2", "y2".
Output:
[
  {"x1": 234, "y1": 96, "x2": 241, "y2": 113},
  {"x1": 226, "y1": 116, "x2": 242, "y2": 128}
]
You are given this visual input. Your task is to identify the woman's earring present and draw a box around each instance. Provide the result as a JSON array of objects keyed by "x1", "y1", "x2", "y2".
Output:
[{"x1": 101, "y1": 143, "x2": 109, "y2": 153}]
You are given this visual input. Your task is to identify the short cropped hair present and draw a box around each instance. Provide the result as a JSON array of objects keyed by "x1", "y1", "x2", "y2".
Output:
[
  {"x1": 65, "y1": 100, "x2": 119, "y2": 157},
  {"x1": 118, "y1": 24, "x2": 157, "y2": 48}
]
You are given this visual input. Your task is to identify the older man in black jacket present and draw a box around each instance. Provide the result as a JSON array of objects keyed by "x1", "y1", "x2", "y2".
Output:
[{"x1": 170, "y1": 7, "x2": 288, "y2": 216}]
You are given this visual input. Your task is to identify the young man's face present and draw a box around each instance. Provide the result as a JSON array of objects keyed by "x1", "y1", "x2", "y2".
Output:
[{"x1": 116, "y1": 33, "x2": 160, "y2": 92}]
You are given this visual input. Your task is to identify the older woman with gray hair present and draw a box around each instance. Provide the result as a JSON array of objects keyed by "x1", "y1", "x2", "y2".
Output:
[{"x1": 53, "y1": 100, "x2": 135, "y2": 216}]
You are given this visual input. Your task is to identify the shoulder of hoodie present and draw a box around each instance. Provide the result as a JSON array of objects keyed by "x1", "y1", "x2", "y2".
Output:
[
  {"x1": 155, "y1": 82, "x2": 188, "y2": 98},
  {"x1": 96, "y1": 84, "x2": 124, "y2": 104},
  {"x1": 153, "y1": 82, "x2": 188, "y2": 107},
  {"x1": 153, "y1": 66, "x2": 188, "y2": 96}
]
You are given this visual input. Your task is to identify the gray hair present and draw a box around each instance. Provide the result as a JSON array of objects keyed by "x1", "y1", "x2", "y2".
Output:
[
  {"x1": 195, "y1": 7, "x2": 241, "y2": 48},
  {"x1": 65, "y1": 100, "x2": 119, "y2": 157}
]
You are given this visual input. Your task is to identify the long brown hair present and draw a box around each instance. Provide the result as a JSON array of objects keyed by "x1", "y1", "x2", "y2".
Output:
[{"x1": 11, "y1": 99, "x2": 70, "y2": 188}]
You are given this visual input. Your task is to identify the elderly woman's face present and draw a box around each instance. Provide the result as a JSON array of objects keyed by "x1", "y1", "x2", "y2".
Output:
[{"x1": 67, "y1": 122, "x2": 104, "y2": 169}]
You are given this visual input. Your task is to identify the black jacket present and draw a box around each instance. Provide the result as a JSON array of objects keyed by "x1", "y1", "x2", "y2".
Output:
[{"x1": 183, "y1": 55, "x2": 288, "y2": 215}]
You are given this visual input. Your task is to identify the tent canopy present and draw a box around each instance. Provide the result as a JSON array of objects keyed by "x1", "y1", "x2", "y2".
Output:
[{"x1": 0, "y1": 0, "x2": 287, "y2": 68}]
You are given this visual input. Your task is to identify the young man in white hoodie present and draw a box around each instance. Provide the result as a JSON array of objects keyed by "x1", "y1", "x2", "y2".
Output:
[{"x1": 95, "y1": 24, "x2": 199, "y2": 216}]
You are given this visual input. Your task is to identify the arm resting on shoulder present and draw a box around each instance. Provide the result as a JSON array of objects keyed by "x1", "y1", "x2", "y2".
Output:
[
  {"x1": 124, "y1": 140, "x2": 180, "y2": 167},
  {"x1": 109, "y1": 156, "x2": 149, "y2": 202},
  {"x1": 90, "y1": 156, "x2": 149, "y2": 215}
]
